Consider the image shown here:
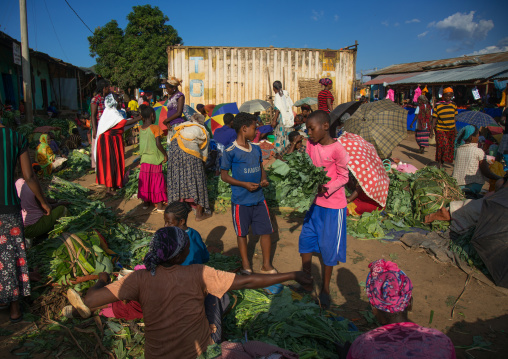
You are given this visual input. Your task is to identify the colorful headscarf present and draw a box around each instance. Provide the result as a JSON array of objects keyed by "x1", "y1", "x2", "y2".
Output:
[
  {"x1": 443, "y1": 87, "x2": 454, "y2": 94},
  {"x1": 455, "y1": 125, "x2": 477, "y2": 150},
  {"x1": 167, "y1": 77, "x2": 182, "y2": 87},
  {"x1": 36, "y1": 134, "x2": 55, "y2": 176},
  {"x1": 366, "y1": 259, "x2": 413, "y2": 313},
  {"x1": 319, "y1": 78, "x2": 333, "y2": 86},
  {"x1": 143, "y1": 227, "x2": 189, "y2": 275}
]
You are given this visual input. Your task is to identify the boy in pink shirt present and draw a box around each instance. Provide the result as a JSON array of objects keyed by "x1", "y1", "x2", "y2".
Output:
[{"x1": 299, "y1": 110, "x2": 350, "y2": 309}]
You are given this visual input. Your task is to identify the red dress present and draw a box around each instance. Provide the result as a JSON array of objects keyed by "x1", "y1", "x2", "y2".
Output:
[
  {"x1": 353, "y1": 187, "x2": 382, "y2": 215},
  {"x1": 96, "y1": 120, "x2": 126, "y2": 188}
]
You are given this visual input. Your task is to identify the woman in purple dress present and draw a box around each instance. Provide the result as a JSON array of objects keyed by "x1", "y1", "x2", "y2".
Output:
[{"x1": 163, "y1": 77, "x2": 186, "y2": 144}]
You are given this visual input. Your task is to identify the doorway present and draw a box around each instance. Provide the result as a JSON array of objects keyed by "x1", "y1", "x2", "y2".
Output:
[{"x1": 40, "y1": 79, "x2": 48, "y2": 109}]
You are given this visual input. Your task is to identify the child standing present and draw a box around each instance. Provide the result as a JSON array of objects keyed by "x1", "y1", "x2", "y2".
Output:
[
  {"x1": 164, "y1": 201, "x2": 209, "y2": 265},
  {"x1": 220, "y1": 112, "x2": 275, "y2": 275},
  {"x1": 299, "y1": 110, "x2": 350, "y2": 309},
  {"x1": 138, "y1": 105, "x2": 168, "y2": 212}
]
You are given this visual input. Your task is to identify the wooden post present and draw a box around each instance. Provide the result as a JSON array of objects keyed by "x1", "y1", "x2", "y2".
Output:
[{"x1": 19, "y1": 0, "x2": 33, "y2": 123}]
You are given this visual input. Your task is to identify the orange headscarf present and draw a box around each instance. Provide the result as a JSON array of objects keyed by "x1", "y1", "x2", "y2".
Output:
[{"x1": 443, "y1": 87, "x2": 453, "y2": 94}]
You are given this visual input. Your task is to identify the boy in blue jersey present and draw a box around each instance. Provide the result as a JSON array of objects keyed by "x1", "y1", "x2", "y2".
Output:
[{"x1": 220, "y1": 113, "x2": 276, "y2": 275}]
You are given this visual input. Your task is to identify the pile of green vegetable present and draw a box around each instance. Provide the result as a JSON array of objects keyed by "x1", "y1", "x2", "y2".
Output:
[
  {"x1": 56, "y1": 149, "x2": 92, "y2": 180},
  {"x1": 208, "y1": 151, "x2": 330, "y2": 213},
  {"x1": 217, "y1": 287, "x2": 360, "y2": 358}
]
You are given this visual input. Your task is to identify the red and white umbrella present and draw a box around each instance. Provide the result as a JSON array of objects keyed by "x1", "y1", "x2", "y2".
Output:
[{"x1": 337, "y1": 132, "x2": 390, "y2": 207}]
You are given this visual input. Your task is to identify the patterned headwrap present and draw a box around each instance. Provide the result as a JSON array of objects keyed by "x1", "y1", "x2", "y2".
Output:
[
  {"x1": 443, "y1": 87, "x2": 454, "y2": 94},
  {"x1": 143, "y1": 227, "x2": 189, "y2": 275},
  {"x1": 319, "y1": 78, "x2": 333, "y2": 86},
  {"x1": 167, "y1": 77, "x2": 182, "y2": 87},
  {"x1": 104, "y1": 94, "x2": 117, "y2": 109},
  {"x1": 366, "y1": 259, "x2": 413, "y2": 313},
  {"x1": 454, "y1": 125, "x2": 477, "y2": 150}
]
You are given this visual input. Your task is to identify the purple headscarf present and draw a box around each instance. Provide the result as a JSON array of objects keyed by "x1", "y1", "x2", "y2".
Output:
[
  {"x1": 143, "y1": 227, "x2": 189, "y2": 275},
  {"x1": 319, "y1": 78, "x2": 333, "y2": 86},
  {"x1": 366, "y1": 259, "x2": 413, "y2": 313}
]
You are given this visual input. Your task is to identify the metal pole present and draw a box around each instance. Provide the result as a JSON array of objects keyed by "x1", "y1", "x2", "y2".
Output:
[{"x1": 19, "y1": 0, "x2": 33, "y2": 123}]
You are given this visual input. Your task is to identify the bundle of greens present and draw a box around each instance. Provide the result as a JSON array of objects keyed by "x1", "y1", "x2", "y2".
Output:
[
  {"x1": 57, "y1": 150, "x2": 91, "y2": 180},
  {"x1": 48, "y1": 231, "x2": 113, "y2": 287},
  {"x1": 385, "y1": 171, "x2": 414, "y2": 218},
  {"x1": 449, "y1": 227, "x2": 488, "y2": 274},
  {"x1": 0, "y1": 110, "x2": 19, "y2": 128},
  {"x1": 207, "y1": 173, "x2": 233, "y2": 213},
  {"x1": 207, "y1": 252, "x2": 241, "y2": 272},
  {"x1": 347, "y1": 210, "x2": 410, "y2": 239},
  {"x1": 266, "y1": 151, "x2": 330, "y2": 212},
  {"x1": 121, "y1": 166, "x2": 141, "y2": 200},
  {"x1": 411, "y1": 167, "x2": 464, "y2": 221},
  {"x1": 223, "y1": 287, "x2": 361, "y2": 357}
]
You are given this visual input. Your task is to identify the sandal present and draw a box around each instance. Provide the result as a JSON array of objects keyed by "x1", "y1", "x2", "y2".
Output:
[
  {"x1": 239, "y1": 268, "x2": 253, "y2": 276},
  {"x1": 259, "y1": 268, "x2": 278, "y2": 275},
  {"x1": 67, "y1": 289, "x2": 91, "y2": 318}
]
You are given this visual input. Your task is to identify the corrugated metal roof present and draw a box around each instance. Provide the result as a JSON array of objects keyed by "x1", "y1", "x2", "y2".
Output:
[
  {"x1": 364, "y1": 72, "x2": 423, "y2": 85},
  {"x1": 493, "y1": 71, "x2": 508, "y2": 80},
  {"x1": 389, "y1": 61, "x2": 508, "y2": 84},
  {"x1": 368, "y1": 52, "x2": 508, "y2": 76}
]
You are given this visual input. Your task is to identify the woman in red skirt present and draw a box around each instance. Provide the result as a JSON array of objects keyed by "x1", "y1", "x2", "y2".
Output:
[{"x1": 94, "y1": 94, "x2": 139, "y2": 195}]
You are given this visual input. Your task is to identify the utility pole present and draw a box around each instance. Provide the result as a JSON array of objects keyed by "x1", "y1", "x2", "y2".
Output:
[{"x1": 19, "y1": 0, "x2": 33, "y2": 123}]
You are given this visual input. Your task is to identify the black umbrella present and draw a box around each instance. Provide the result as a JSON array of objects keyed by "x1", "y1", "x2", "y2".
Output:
[{"x1": 329, "y1": 101, "x2": 362, "y2": 136}]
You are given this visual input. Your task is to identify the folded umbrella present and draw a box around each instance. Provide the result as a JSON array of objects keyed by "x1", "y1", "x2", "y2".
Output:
[
  {"x1": 456, "y1": 111, "x2": 497, "y2": 128},
  {"x1": 294, "y1": 97, "x2": 318, "y2": 107},
  {"x1": 329, "y1": 101, "x2": 362, "y2": 137},
  {"x1": 343, "y1": 100, "x2": 407, "y2": 159},
  {"x1": 337, "y1": 132, "x2": 390, "y2": 207},
  {"x1": 239, "y1": 99, "x2": 271, "y2": 113}
]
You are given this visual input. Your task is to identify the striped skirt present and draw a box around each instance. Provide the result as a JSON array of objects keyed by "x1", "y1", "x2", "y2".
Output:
[
  {"x1": 96, "y1": 130, "x2": 125, "y2": 188},
  {"x1": 415, "y1": 130, "x2": 430, "y2": 148}
]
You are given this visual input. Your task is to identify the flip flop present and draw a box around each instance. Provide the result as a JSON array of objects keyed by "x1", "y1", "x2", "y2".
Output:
[
  {"x1": 67, "y1": 289, "x2": 91, "y2": 318},
  {"x1": 239, "y1": 269, "x2": 253, "y2": 275},
  {"x1": 259, "y1": 268, "x2": 278, "y2": 275}
]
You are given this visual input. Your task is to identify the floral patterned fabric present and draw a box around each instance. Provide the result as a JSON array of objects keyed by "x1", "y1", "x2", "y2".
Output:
[
  {"x1": 0, "y1": 212, "x2": 30, "y2": 303},
  {"x1": 167, "y1": 141, "x2": 210, "y2": 212},
  {"x1": 366, "y1": 259, "x2": 412, "y2": 313},
  {"x1": 347, "y1": 322, "x2": 456, "y2": 359}
]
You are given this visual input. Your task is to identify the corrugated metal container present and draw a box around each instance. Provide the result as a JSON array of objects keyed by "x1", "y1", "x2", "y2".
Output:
[{"x1": 167, "y1": 46, "x2": 357, "y2": 109}]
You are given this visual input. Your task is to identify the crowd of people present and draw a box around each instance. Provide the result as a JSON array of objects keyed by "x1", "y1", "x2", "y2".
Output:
[{"x1": 3, "y1": 75, "x2": 508, "y2": 358}]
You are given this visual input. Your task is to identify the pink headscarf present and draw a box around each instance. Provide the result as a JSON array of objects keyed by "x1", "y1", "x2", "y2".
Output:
[
  {"x1": 319, "y1": 78, "x2": 333, "y2": 86},
  {"x1": 366, "y1": 259, "x2": 413, "y2": 313}
]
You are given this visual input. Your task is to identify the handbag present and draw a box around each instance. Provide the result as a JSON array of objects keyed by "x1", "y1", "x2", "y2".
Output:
[{"x1": 428, "y1": 135, "x2": 436, "y2": 145}]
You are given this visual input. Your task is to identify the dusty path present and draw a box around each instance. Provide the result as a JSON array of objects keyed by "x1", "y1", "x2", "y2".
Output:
[{"x1": 1, "y1": 133, "x2": 506, "y2": 358}]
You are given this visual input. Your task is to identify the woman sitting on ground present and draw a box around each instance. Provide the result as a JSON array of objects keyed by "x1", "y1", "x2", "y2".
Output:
[
  {"x1": 36, "y1": 134, "x2": 66, "y2": 176},
  {"x1": 452, "y1": 125, "x2": 501, "y2": 194},
  {"x1": 347, "y1": 259, "x2": 456, "y2": 359},
  {"x1": 15, "y1": 175, "x2": 69, "y2": 239},
  {"x1": 63, "y1": 226, "x2": 312, "y2": 359},
  {"x1": 346, "y1": 172, "x2": 382, "y2": 216}
]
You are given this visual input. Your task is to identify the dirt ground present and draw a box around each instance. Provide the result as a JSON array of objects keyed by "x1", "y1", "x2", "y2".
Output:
[{"x1": 1, "y1": 133, "x2": 507, "y2": 358}]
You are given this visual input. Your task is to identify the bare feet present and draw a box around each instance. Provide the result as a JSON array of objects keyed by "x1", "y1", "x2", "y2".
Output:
[{"x1": 195, "y1": 212, "x2": 212, "y2": 221}]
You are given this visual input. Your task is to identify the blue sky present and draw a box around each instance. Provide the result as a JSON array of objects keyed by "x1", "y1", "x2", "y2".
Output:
[{"x1": 1, "y1": 0, "x2": 507, "y2": 76}]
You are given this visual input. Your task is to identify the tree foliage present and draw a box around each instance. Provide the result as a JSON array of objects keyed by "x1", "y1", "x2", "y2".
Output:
[{"x1": 88, "y1": 5, "x2": 182, "y2": 90}]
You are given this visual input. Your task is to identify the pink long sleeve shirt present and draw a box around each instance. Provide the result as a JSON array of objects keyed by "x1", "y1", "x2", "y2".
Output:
[{"x1": 306, "y1": 140, "x2": 350, "y2": 209}]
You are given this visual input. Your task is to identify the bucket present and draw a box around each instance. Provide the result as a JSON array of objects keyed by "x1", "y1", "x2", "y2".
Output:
[{"x1": 267, "y1": 135, "x2": 275, "y2": 144}]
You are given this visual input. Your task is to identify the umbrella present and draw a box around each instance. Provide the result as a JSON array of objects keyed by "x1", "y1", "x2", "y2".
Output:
[
  {"x1": 472, "y1": 188, "x2": 508, "y2": 288},
  {"x1": 239, "y1": 99, "x2": 271, "y2": 113},
  {"x1": 294, "y1": 97, "x2": 318, "y2": 107},
  {"x1": 154, "y1": 105, "x2": 168, "y2": 130},
  {"x1": 329, "y1": 101, "x2": 362, "y2": 136},
  {"x1": 343, "y1": 100, "x2": 407, "y2": 159},
  {"x1": 337, "y1": 132, "x2": 390, "y2": 207},
  {"x1": 456, "y1": 111, "x2": 497, "y2": 128},
  {"x1": 207, "y1": 103, "x2": 239, "y2": 134}
]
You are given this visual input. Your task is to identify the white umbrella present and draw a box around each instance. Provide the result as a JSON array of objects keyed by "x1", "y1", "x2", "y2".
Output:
[{"x1": 239, "y1": 99, "x2": 271, "y2": 113}]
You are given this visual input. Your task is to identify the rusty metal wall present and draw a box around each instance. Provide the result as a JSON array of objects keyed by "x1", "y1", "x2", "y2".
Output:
[{"x1": 167, "y1": 46, "x2": 357, "y2": 108}]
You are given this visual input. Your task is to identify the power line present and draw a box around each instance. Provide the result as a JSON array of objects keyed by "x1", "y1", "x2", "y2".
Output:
[
  {"x1": 63, "y1": 0, "x2": 93, "y2": 34},
  {"x1": 43, "y1": 0, "x2": 69, "y2": 62}
]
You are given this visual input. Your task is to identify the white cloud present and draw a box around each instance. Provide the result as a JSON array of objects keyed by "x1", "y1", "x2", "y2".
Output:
[
  {"x1": 394, "y1": 22, "x2": 400, "y2": 27},
  {"x1": 418, "y1": 31, "x2": 429, "y2": 39},
  {"x1": 405, "y1": 19, "x2": 420, "y2": 24},
  {"x1": 334, "y1": 14, "x2": 339, "y2": 22},
  {"x1": 381, "y1": 21, "x2": 389, "y2": 27},
  {"x1": 468, "y1": 37, "x2": 508, "y2": 55},
  {"x1": 311, "y1": 10, "x2": 324, "y2": 21},
  {"x1": 430, "y1": 11, "x2": 494, "y2": 48}
]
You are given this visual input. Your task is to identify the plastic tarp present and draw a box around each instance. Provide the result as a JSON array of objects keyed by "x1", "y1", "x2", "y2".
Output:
[
  {"x1": 51, "y1": 78, "x2": 78, "y2": 110},
  {"x1": 472, "y1": 188, "x2": 508, "y2": 288}
]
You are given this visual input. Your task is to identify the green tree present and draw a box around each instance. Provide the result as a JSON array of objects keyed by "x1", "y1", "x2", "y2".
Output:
[{"x1": 88, "y1": 5, "x2": 182, "y2": 91}]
